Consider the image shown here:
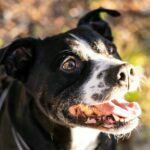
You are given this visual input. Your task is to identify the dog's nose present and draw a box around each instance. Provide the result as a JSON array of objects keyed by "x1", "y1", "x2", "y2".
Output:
[
  {"x1": 117, "y1": 64, "x2": 135, "y2": 86},
  {"x1": 105, "y1": 64, "x2": 136, "y2": 87}
]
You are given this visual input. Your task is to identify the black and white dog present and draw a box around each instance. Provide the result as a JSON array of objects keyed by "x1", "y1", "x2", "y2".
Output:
[{"x1": 0, "y1": 8, "x2": 141, "y2": 150}]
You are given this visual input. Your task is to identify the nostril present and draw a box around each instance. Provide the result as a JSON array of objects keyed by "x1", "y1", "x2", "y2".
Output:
[
  {"x1": 118, "y1": 72, "x2": 126, "y2": 81},
  {"x1": 130, "y1": 68, "x2": 135, "y2": 76}
]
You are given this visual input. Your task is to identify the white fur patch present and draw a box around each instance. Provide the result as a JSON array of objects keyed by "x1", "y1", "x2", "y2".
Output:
[
  {"x1": 81, "y1": 59, "x2": 124, "y2": 105},
  {"x1": 81, "y1": 66, "x2": 107, "y2": 104},
  {"x1": 69, "y1": 33, "x2": 124, "y2": 63},
  {"x1": 71, "y1": 127, "x2": 100, "y2": 150}
]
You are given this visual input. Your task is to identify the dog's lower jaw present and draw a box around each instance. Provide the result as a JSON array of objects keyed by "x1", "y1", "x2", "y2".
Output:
[
  {"x1": 105, "y1": 118, "x2": 139, "y2": 135},
  {"x1": 69, "y1": 118, "x2": 139, "y2": 150},
  {"x1": 66, "y1": 97, "x2": 141, "y2": 136}
]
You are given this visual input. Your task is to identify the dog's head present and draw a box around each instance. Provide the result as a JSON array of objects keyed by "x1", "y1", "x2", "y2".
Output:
[{"x1": 0, "y1": 8, "x2": 141, "y2": 135}]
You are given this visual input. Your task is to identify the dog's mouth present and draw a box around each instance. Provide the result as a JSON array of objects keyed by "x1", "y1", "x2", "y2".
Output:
[{"x1": 68, "y1": 99, "x2": 141, "y2": 134}]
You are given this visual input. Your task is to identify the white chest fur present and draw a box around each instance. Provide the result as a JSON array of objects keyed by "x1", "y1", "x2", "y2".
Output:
[{"x1": 71, "y1": 127, "x2": 100, "y2": 150}]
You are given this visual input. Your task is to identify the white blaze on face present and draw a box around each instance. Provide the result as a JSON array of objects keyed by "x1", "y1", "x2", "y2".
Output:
[
  {"x1": 69, "y1": 33, "x2": 140, "y2": 104},
  {"x1": 81, "y1": 61, "x2": 119, "y2": 105}
]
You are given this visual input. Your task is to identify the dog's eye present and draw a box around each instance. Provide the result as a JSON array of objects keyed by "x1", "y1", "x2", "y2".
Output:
[
  {"x1": 60, "y1": 57, "x2": 78, "y2": 73},
  {"x1": 63, "y1": 59, "x2": 76, "y2": 70},
  {"x1": 107, "y1": 45, "x2": 116, "y2": 55}
]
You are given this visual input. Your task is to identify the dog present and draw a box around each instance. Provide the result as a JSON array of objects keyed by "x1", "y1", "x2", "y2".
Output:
[{"x1": 0, "y1": 8, "x2": 141, "y2": 150}]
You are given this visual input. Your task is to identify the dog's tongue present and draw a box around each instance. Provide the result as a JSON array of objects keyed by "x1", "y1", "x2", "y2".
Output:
[{"x1": 94, "y1": 99, "x2": 141, "y2": 119}]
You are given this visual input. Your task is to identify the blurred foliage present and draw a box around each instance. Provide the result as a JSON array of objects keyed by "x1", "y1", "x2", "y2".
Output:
[{"x1": 0, "y1": 0, "x2": 149, "y2": 129}]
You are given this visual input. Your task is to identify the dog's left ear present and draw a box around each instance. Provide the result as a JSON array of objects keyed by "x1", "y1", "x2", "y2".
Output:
[
  {"x1": 77, "y1": 7, "x2": 120, "y2": 41},
  {"x1": 0, "y1": 38, "x2": 37, "y2": 81}
]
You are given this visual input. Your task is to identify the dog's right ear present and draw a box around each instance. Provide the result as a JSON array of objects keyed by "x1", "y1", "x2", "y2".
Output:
[
  {"x1": 77, "y1": 7, "x2": 120, "y2": 41},
  {"x1": 0, "y1": 38, "x2": 37, "y2": 81}
]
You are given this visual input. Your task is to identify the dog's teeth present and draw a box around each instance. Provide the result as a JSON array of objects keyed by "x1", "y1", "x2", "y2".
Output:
[
  {"x1": 112, "y1": 114, "x2": 120, "y2": 121},
  {"x1": 85, "y1": 117, "x2": 96, "y2": 124},
  {"x1": 101, "y1": 115, "x2": 106, "y2": 121},
  {"x1": 120, "y1": 118, "x2": 125, "y2": 122},
  {"x1": 103, "y1": 124, "x2": 113, "y2": 129}
]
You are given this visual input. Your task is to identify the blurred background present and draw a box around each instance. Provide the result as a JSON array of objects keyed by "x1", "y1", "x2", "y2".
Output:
[{"x1": 0, "y1": 0, "x2": 149, "y2": 149}]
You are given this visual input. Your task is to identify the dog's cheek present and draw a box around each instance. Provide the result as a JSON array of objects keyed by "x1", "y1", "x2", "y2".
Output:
[
  {"x1": 47, "y1": 67, "x2": 85, "y2": 97},
  {"x1": 79, "y1": 66, "x2": 110, "y2": 104},
  {"x1": 78, "y1": 58, "x2": 124, "y2": 104}
]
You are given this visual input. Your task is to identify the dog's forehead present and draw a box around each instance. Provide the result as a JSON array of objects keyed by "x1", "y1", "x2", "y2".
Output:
[
  {"x1": 67, "y1": 34, "x2": 106, "y2": 60},
  {"x1": 65, "y1": 26, "x2": 112, "y2": 60}
]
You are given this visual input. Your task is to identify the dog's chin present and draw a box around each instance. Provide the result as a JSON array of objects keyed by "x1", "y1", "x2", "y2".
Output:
[
  {"x1": 105, "y1": 118, "x2": 139, "y2": 135},
  {"x1": 66, "y1": 97, "x2": 141, "y2": 135}
]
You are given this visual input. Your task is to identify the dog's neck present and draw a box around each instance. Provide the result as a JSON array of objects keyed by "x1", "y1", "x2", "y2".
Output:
[{"x1": 7, "y1": 98, "x2": 56, "y2": 149}]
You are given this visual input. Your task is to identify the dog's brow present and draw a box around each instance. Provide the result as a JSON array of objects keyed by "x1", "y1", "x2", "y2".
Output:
[
  {"x1": 68, "y1": 33, "x2": 109, "y2": 61},
  {"x1": 91, "y1": 40, "x2": 107, "y2": 53},
  {"x1": 67, "y1": 33, "x2": 124, "y2": 68},
  {"x1": 69, "y1": 33, "x2": 99, "y2": 60}
]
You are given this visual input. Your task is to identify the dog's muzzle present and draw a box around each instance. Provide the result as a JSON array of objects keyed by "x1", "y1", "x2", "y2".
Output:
[
  {"x1": 106, "y1": 63, "x2": 136, "y2": 90},
  {"x1": 66, "y1": 63, "x2": 141, "y2": 134}
]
